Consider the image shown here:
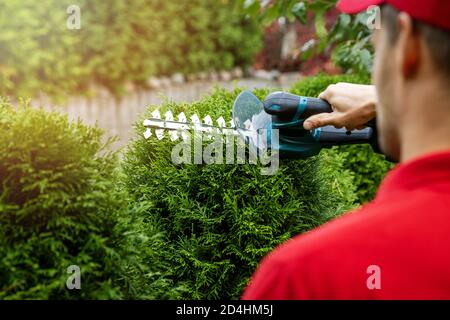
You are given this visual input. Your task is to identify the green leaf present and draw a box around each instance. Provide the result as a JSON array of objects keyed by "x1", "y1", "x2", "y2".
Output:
[
  {"x1": 292, "y1": 2, "x2": 307, "y2": 24},
  {"x1": 314, "y1": 11, "x2": 328, "y2": 40}
]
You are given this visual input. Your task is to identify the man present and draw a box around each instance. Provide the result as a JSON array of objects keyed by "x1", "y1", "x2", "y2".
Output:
[{"x1": 243, "y1": 0, "x2": 450, "y2": 299}]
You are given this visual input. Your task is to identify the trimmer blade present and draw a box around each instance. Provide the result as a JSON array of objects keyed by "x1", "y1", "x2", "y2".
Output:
[
  {"x1": 143, "y1": 111, "x2": 240, "y2": 141},
  {"x1": 143, "y1": 91, "x2": 265, "y2": 145},
  {"x1": 232, "y1": 90, "x2": 272, "y2": 155}
]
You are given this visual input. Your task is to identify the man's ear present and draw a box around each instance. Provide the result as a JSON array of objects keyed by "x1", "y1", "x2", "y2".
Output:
[{"x1": 396, "y1": 12, "x2": 420, "y2": 79}]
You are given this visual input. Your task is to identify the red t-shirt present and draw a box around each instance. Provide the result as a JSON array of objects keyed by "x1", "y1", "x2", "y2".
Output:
[{"x1": 242, "y1": 151, "x2": 450, "y2": 300}]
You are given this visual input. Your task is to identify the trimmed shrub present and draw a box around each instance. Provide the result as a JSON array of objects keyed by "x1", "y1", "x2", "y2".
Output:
[
  {"x1": 338, "y1": 144, "x2": 394, "y2": 203},
  {"x1": 122, "y1": 88, "x2": 358, "y2": 299},
  {"x1": 0, "y1": 0, "x2": 262, "y2": 100},
  {"x1": 290, "y1": 74, "x2": 394, "y2": 203},
  {"x1": 0, "y1": 73, "x2": 392, "y2": 299},
  {"x1": 0, "y1": 100, "x2": 125, "y2": 298},
  {"x1": 0, "y1": 100, "x2": 182, "y2": 299}
]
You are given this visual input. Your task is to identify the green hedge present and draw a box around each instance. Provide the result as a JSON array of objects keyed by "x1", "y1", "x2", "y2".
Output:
[
  {"x1": 0, "y1": 100, "x2": 182, "y2": 299},
  {"x1": 0, "y1": 74, "x2": 392, "y2": 299},
  {"x1": 0, "y1": 101, "x2": 123, "y2": 298},
  {"x1": 122, "y1": 74, "x2": 392, "y2": 299},
  {"x1": 290, "y1": 74, "x2": 393, "y2": 203},
  {"x1": 122, "y1": 88, "x2": 358, "y2": 299},
  {"x1": 0, "y1": 0, "x2": 261, "y2": 100}
]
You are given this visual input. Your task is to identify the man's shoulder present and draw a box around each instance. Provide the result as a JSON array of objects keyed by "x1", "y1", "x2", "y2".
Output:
[
  {"x1": 243, "y1": 189, "x2": 450, "y2": 299},
  {"x1": 270, "y1": 202, "x2": 381, "y2": 258},
  {"x1": 243, "y1": 202, "x2": 386, "y2": 299},
  {"x1": 268, "y1": 190, "x2": 442, "y2": 268}
]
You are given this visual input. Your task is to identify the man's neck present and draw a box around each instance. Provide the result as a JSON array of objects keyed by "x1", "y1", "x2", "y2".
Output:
[{"x1": 400, "y1": 80, "x2": 450, "y2": 162}]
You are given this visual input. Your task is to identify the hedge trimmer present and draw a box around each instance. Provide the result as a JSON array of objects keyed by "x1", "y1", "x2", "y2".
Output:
[{"x1": 143, "y1": 90, "x2": 379, "y2": 159}]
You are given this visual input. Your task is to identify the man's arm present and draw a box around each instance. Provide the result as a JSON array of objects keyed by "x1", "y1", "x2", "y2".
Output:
[{"x1": 303, "y1": 83, "x2": 377, "y2": 131}]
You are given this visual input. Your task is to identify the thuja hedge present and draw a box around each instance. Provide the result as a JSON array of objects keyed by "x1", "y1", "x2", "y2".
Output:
[
  {"x1": 0, "y1": 0, "x2": 261, "y2": 99},
  {"x1": 123, "y1": 74, "x2": 393, "y2": 299},
  {"x1": 122, "y1": 88, "x2": 360, "y2": 299},
  {"x1": 0, "y1": 101, "x2": 182, "y2": 299},
  {"x1": 0, "y1": 74, "x2": 391, "y2": 299}
]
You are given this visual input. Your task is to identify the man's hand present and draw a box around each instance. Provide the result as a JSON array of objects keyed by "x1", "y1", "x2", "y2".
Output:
[{"x1": 303, "y1": 83, "x2": 377, "y2": 131}]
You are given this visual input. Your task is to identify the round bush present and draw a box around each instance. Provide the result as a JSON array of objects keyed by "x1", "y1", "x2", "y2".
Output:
[{"x1": 0, "y1": 101, "x2": 130, "y2": 299}]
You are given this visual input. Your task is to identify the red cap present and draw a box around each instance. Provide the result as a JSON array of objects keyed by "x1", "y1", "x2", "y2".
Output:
[{"x1": 337, "y1": 0, "x2": 450, "y2": 31}]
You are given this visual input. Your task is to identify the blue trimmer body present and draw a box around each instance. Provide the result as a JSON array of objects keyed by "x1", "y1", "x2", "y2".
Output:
[{"x1": 232, "y1": 90, "x2": 379, "y2": 159}]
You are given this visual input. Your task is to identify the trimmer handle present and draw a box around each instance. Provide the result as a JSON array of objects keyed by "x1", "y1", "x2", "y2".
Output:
[
  {"x1": 312, "y1": 126, "x2": 373, "y2": 144},
  {"x1": 263, "y1": 91, "x2": 381, "y2": 153},
  {"x1": 263, "y1": 92, "x2": 332, "y2": 119}
]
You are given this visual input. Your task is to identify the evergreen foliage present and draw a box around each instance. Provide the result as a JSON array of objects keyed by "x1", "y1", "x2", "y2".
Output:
[
  {"x1": 122, "y1": 87, "x2": 358, "y2": 299},
  {"x1": 0, "y1": 100, "x2": 182, "y2": 299},
  {"x1": 0, "y1": 74, "x2": 392, "y2": 299},
  {"x1": 0, "y1": 0, "x2": 262, "y2": 100}
]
